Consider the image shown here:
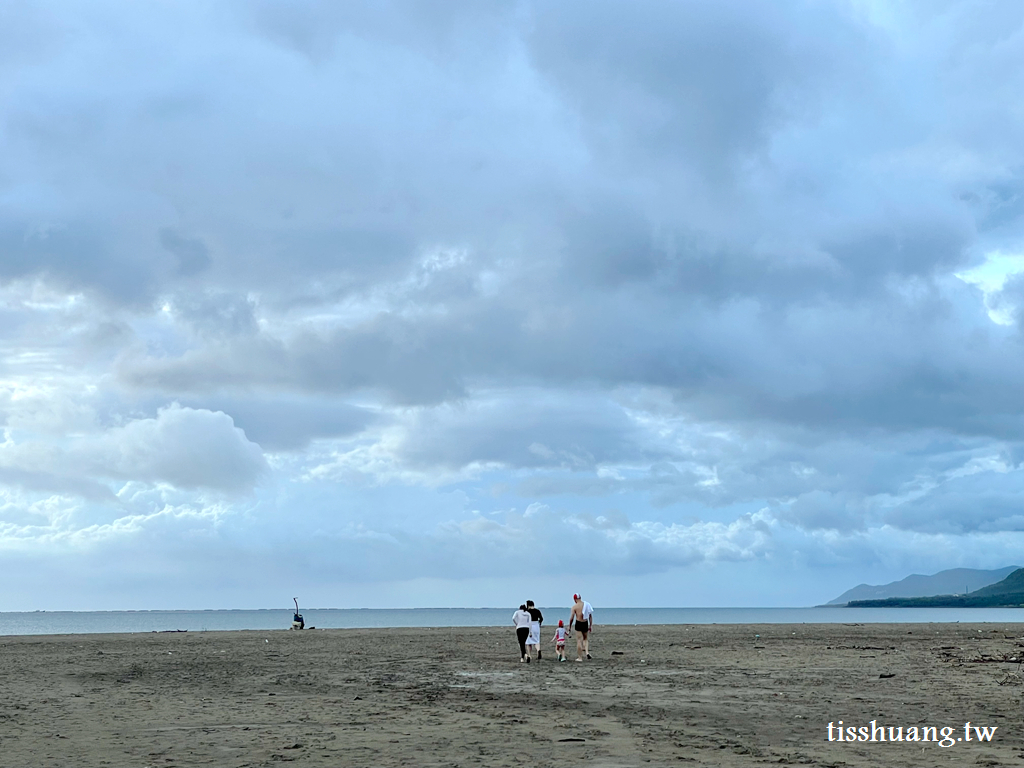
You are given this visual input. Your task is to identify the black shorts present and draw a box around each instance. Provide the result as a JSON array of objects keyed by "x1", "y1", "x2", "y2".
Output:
[{"x1": 575, "y1": 621, "x2": 589, "y2": 634}]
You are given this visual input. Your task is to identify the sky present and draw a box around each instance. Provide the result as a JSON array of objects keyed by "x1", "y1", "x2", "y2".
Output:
[{"x1": 0, "y1": 0, "x2": 1021, "y2": 611}]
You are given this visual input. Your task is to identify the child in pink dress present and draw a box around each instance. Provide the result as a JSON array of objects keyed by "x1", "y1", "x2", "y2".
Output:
[{"x1": 551, "y1": 620, "x2": 568, "y2": 662}]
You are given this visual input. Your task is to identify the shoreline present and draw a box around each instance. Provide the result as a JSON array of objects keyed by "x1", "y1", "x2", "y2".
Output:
[
  {"x1": 5, "y1": 605, "x2": 1024, "y2": 638},
  {"x1": 3, "y1": 615, "x2": 1024, "y2": 641}
]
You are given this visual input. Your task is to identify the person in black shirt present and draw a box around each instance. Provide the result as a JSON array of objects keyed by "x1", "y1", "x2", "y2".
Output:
[{"x1": 525, "y1": 600, "x2": 544, "y2": 660}]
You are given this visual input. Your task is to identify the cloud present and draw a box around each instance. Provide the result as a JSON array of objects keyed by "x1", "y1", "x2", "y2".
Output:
[
  {"x1": 181, "y1": 395, "x2": 377, "y2": 452},
  {"x1": 0, "y1": 0, "x2": 1021, "y2": 607},
  {"x1": 882, "y1": 467, "x2": 1024, "y2": 534},
  {"x1": 395, "y1": 390, "x2": 647, "y2": 471},
  {"x1": 159, "y1": 229, "x2": 212, "y2": 277},
  {"x1": 0, "y1": 404, "x2": 267, "y2": 496},
  {"x1": 81, "y1": 405, "x2": 267, "y2": 492}
]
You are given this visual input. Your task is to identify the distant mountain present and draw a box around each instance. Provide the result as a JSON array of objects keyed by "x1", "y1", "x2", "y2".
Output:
[
  {"x1": 828, "y1": 566, "x2": 1020, "y2": 605},
  {"x1": 847, "y1": 568, "x2": 1024, "y2": 608}
]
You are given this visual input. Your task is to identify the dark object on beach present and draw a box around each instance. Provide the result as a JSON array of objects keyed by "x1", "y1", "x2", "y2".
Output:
[
  {"x1": 153, "y1": 629, "x2": 188, "y2": 633},
  {"x1": 611, "y1": 651, "x2": 624, "y2": 655},
  {"x1": 879, "y1": 673, "x2": 896, "y2": 678},
  {"x1": 558, "y1": 738, "x2": 585, "y2": 742}
]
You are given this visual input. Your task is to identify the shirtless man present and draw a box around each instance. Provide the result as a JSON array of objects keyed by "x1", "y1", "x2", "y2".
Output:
[{"x1": 568, "y1": 594, "x2": 594, "y2": 661}]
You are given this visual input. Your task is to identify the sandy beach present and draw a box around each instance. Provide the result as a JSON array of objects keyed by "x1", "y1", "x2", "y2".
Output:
[{"x1": 1, "y1": 623, "x2": 1021, "y2": 767}]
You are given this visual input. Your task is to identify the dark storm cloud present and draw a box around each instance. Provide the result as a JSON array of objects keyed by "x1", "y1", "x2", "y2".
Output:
[
  {"x1": 884, "y1": 470, "x2": 1024, "y2": 534},
  {"x1": 394, "y1": 391, "x2": 649, "y2": 471},
  {"x1": 120, "y1": 317, "x2": 473, "y2": 404},
  {"x1": 169, "y1": 291, "x2": 259, "y2": 339},
  {"x1": 95, "y1": 0, "x2": 1024, "y2": 430},
  {"x1": 160, "y1": 229, "x2": 211, "y2": 277},
  {"x1": 120, "y1": 272, "x2": 1023, "y2": 442},
  {"x1": 0, "y1": 221, "x2": 158, "y2": 305},
  {"x1": 180, "y1": 396, "x2": 377, "y2": 452},
  {"x1": 526, "y1": 0, "x2": 851, "y2": 171}
]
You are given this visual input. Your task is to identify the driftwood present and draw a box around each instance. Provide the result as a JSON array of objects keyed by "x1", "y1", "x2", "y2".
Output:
[
  {"x1": 996, "y1": 661, "x2": 1023, "y2": 686},
  {"x1": 938, "y1": 649, "x2": 1022, "y2": 664}
]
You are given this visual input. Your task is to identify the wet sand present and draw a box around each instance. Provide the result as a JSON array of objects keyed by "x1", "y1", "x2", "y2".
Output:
[{"x1": 1, "y1": 623, "x2": 1021, "y2": 767}]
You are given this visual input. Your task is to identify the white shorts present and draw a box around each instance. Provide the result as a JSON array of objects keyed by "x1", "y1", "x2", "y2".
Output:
[{"x1": 527, "y1": 621, "x2": 540, "y2": 645}]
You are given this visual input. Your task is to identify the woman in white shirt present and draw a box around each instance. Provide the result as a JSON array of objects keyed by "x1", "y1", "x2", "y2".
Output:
[{"x1": 511, "y1": 604, "x2": 533, "y2": 662}]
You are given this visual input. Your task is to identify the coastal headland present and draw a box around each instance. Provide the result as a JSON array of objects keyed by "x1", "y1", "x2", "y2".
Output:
[
  {"x1": 1, "y1": 623, "x2": 1021, "y2": 767},
  {"x1": 847, "y1": 567, "x2": 1024, "y2": 608}
]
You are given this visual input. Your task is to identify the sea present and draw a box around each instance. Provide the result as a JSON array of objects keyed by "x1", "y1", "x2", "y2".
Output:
[{"x1": 2, "y1": 606, "x2": 1024, "y2": 636}]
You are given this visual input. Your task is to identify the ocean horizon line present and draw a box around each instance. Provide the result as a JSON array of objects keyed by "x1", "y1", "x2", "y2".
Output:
[{"x1": 3, "y1": 604, "x2": 844, "y2": 614}]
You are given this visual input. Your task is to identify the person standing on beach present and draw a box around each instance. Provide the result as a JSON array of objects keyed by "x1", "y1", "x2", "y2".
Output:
[
  {"x1": 551, "y1": 620, "x2": 567, "y2": 661},
  {"x1": 512, "y1": 604, "x2": 533, "y2": 662},
  {"x1": 568, "y1": 594, "x2": 594, "y2": 661},
  {"x1": 525, "y1": 600, "x2": 543, "y2": 660}
]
